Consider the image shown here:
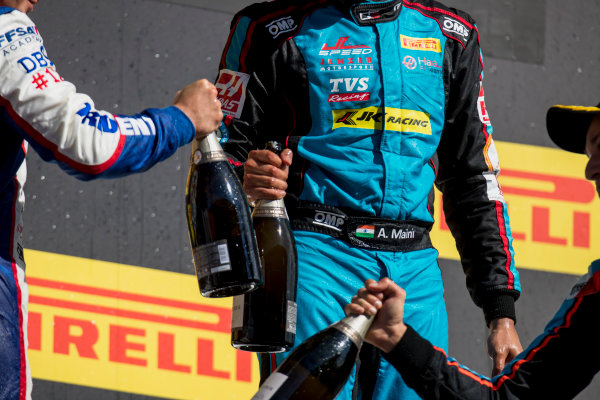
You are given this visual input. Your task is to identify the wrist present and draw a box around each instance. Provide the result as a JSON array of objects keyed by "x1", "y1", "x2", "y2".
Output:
[
  {"x1": 489, "y1": 317, "x2": 515, "y2": 331},
  {"x1": 380, "y1": 322, "x2": 408, "y2": 353}
]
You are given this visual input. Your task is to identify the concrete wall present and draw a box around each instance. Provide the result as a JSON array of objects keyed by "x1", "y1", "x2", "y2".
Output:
[{"x1": 24, "y1": 0, "x2": 600, "y2": 398}]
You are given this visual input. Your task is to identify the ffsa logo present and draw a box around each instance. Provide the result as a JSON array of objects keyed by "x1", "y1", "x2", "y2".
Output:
[{"x1": 442, "y1": 17, "x2": 470, "y2": 38}]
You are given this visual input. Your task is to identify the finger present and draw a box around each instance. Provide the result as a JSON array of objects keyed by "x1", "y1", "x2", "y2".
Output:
[
  {"x1": 244, "y1": 174, "x2": 289, "y2": 192},
  {"x1": 345, "y1": 303, "x2": 366, "y2": 316},
  {"x1": 243, "y1": 186, "x2": 287, "y2": 200},
  {"x1": 354, "y1": 290, "x2": 383, "y2": 307},
  {"x1": 280, "y1": 149, "x2": 293, "y2": 166},
  {"x1": 492, "y1": 358, "x2": 505, "y2": 376},
  {"x1": 244, "y1": 163, "x2": 290, "y2": 182},
  {"x1": 248, "y1": 150, "x2": 285, "y2": 168},
  {"x1": 353, "y1": 298, "x2": 379, "y2": 315}
]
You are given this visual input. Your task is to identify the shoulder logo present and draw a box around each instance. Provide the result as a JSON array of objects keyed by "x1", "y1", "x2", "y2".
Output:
[
  {"x1": 265, "y1": 16, "x2": 296, "y2": 39},
  {"x1": 442, "y1": 17, "x2": 470, "y2": 40}
]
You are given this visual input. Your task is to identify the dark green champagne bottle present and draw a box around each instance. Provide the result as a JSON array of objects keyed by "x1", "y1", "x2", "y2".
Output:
[
  {"x1": 231, "y1": 141, "x2": 298, "y2": 352},
  {"x1": 250, "y1": 315, "x2": 373, "y2": 400},
  {"x1": 185, "y1": 132, "x2": 262, "y2": 298}
]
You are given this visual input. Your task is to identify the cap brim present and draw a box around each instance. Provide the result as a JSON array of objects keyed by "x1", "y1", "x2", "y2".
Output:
[{"x1": 546, "y1": 104, "x2": 600, "y2": 154}]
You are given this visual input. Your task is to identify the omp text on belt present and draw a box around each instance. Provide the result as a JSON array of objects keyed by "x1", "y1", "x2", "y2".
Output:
[{"x1": 289, "y1": 201, "x2": 432, "y2": 252}]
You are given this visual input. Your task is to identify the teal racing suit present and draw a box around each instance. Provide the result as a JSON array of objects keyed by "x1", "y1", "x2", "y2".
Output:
[{"x1": 215, "y1": 0, "x2": 521, "y2": 398}]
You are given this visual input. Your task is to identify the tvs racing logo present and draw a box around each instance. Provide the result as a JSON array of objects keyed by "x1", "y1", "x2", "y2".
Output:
[
  {"x1": 332, "y1": 107, "x2": 432, "y2": 135},
  {"x1": 319, "y1": 37, "x2": 373, "y2": 56},
  {"x1": 400, "y1": 35, "x2": 441, "y2": 53},
  {"x1": 328, "y1": 77, "x2": 370, "y2": 103},
  {"x1": 215, "y1": 69, "x2": 250, "y2": 118}
]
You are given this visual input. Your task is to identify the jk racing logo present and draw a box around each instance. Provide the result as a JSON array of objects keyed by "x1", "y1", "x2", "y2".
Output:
[{"x1": 332, "y1": 107, "x2": 432, "y2": 135}]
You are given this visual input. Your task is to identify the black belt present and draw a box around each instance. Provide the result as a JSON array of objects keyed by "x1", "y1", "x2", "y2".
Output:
[{"x1": 289, "y1": 201, "x2": 433, "y2": 252}]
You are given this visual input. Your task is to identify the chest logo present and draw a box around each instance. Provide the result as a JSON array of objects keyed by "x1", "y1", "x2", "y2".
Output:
[
  {"x1": 400, "y1": 35, "x2": 441, "y2": 53},
  {"x1": 332, "y1": 107, "x2": 432, "y2": 135}
]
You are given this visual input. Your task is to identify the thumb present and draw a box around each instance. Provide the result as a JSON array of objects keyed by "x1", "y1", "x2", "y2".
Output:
[{"x1": 280, "y1": 149, "x2": 293, "y2": 166}]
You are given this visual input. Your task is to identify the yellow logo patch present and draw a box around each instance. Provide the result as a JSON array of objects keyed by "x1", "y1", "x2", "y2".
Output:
[
  {"x1": 332, "y1": 107, "x2": 432, "y2": 135},
  {"x1": 400, "y1": 35, "x2": 442, "y2": 53}
]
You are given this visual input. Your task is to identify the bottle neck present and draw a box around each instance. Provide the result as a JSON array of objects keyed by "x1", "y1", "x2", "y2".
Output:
[
  {"x1": 192, "y1": 132, "x2": 227, "y2": 164},
  {"x1": 332, "y1": 315, "x2": 374, "y2": 348},
  {"x1": 252, "y1": 199, "x2": 289, "y2": 219}
]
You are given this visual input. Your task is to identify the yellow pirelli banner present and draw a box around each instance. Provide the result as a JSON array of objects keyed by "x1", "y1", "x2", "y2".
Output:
[
  {"x1": 25, "y1": 140, "x2": 598, "y2": 398},
  {"x1": 431, "y1": 140, "x2": 598, "y2": 276},
  {"x1": 26, "y1": 250, "x2": 258, "y2": 399}
]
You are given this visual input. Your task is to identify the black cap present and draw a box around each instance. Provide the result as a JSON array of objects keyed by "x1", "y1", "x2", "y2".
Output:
[{"x1": 546, "y1": 102, "x2": 600, "y2": 154}]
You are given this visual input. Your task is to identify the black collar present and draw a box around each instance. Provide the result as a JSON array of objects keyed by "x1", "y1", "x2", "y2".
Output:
[{"x1": 337, "y1": 0, "x2": 404, "y2": 25}]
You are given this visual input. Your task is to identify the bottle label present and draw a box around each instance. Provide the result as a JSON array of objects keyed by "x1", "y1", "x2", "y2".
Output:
[
  {"x1": 286, "y1": 300, "x2": 297, "y2": 334},
  {"x1": 251, "y1": 372, "x2": 288, "y2": 400},
  {"x1": 231, "y1": 295, "x2": 245, "y2": 328},
  {"x1": 194, "y1": 150, "x2": 228, "y2": 164},
  {"x1": 192, "y1": 240, "x2": 231, "y2": 278},
  {"x1": 252, "y1": 206, "x2": 287, "y2": 219}
]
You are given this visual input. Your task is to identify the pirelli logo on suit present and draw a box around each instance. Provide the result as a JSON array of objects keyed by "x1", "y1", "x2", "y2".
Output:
[
  {"x1": 400, "y1": 35, "x2": 441, "y2": 53},
  {"x1": 332, "y1": 107, "x2": 432, "y2": 135}
]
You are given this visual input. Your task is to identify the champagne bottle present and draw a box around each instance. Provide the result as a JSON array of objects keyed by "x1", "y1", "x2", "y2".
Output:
[
  {"x1": 185, "y1": 132, "x2": 262, "y2": 298},
  {"x1": 231, "y1": 141, "x2": 298, "y2": 353},
  {"x1": 250, "y1": 315, "x2": 374, "y2": 400}
]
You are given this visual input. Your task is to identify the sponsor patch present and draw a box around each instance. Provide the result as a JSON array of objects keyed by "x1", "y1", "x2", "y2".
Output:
[
  {"x1": 16, "y1": 46, "x2": 54, "y2": 74},
  {"x1": 332, "y1": 107, "x2": 432, "y2": 135},
  {"x1": 319, "y1": 57, "x2": 374, "y2": 72},
  {"x1": 442, "y1": 17, "x2": 470, "y2": 44},
  {"x1": 400, "y1": 35, "x2": 441, "y2": 53},
  {"x1": 319, "y1": 37, "x2": 372, "y2": 56},
  {"x1": 0, "y1": 25, "x2": 38, "y2": 46},
  {"x1": 313, "y1": 210, "x2": 345, "y2": 232},
  {"x1": 76, "y1": 102, "x2": 119, "y2": 134},
  {"x1": 265, "y1": 16, "x2": 296, "y2": 39},
  {"x1": 477, "y1": 83, "x2": 491, "y2": 125},
  {"x1": 215, "y1": 69, "x2": 250, "y2": 119},
  {"x1": 328, "y1": 93, "x2": 370, "y2": 103},
  {"x1": 328, "y1": 77, "x2": 370, "y2": 102}
]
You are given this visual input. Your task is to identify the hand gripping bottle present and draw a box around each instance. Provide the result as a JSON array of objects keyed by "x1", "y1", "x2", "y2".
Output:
[
  {"x1": 231, "y1": 141, "x2": 298, "y2": 352},
  {"x1": 251, "y1": 315, "x2": 374, "y2": 400}
]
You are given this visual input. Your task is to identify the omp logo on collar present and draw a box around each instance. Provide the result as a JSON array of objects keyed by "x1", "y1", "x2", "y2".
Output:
[
  {"x1": 0, "y1": 25, "x2": 38, "y2": 46},
  {"x1": 265, "y1": 16, "x2": 296, "y2": 38},
  {"x1": 400, "y1": 35, "x2": 441, "y2": 53},
  {"x1": 332, "y1": 107, "x2": 431, "y2": 135}
]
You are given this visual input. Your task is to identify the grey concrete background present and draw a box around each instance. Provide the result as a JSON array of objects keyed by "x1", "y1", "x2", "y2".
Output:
[{"x1": 22, "y1": 0, "x2": 600, "y2": 398}]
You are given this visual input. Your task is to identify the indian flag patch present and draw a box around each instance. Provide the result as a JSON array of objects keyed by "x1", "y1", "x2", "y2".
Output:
[{"x1": 356, "y1": 225, "x2": 375, "y2": 238}]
